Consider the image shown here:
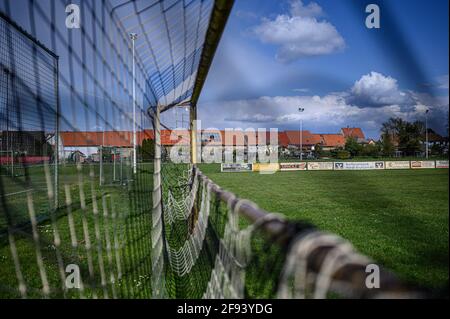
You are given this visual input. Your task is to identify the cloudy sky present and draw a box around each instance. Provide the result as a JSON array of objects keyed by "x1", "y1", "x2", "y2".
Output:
[{"x1": 198, "y1": 0, "x2": 449, "y2": 139}]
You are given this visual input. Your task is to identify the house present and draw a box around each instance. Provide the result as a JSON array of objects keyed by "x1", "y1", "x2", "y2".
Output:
[
  {"x1": 285, "y1": 130, "x2": 322, "y2": 152},
  {"x1": 59, "y1": 127, "x2": 375, "y2": 160},
  {"x1": 423, "y1": 129, "x2": 449, "y2": 155},
  {"x1": 69, "y1": 150, "x2": 86, "y2": 163},
  {"x1": 319, "y1": 134, "x2": 346, "y2": 151},
  {"x1": 0, "y1": 130, "x2": 53, "y2": 156},
  {"x1": 90, "y1": 153, "x2": 100, "y2": 162},
  {"x1": 278, "y1": 131, "x2": 290, "y2": 149},
  {"x1": 59, "y1": 130, "x2": 154, "y2": 148},
  {"x1": 341, "y1": 127, "x2": 366, "y2": 143},
  {"x1": 424, "y1": 129, "x2": 448, "y2": 147}
]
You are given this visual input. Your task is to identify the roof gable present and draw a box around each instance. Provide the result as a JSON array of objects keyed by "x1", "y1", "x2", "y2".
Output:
[{"x1": 341, "y1": 127, "x2": 365, "y2": 140}]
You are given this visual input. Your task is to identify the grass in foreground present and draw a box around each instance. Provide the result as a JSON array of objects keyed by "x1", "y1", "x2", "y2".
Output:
[{"x1": 199, "y1": 164, "x2": 449, "y2": 290}]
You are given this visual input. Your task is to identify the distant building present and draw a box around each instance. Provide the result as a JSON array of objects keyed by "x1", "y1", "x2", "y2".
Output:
[
  {"x1": 0, "y1": 130, "x2": 53, "y2": 155},
  {"x1": 423, "y1": 129, "x2": 449, "y2": 155},
  {"x1": 341, "y1": 127, "x2": 366, "y2": 143},
  {"x1": 424, "y1": 129, "x2": 448, "y2": 147},
  {"x1": 285, "y1": 130, "x2": 322, "y2": 152},
  {"x1": 319, "y1": 134, "x2": 346, "y2": 151},
  {"x1": 90, "y1": 153, "x2": 100, "y2": 162},
  {"x1": 59, "y1": 127, "x2": 372, "y2": 160}
]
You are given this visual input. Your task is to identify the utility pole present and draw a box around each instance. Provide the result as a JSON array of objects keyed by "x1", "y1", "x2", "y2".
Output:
[
  {"x1": 130, "y1": 33, "x2": 138, "y2": 174},
  {"x1": 298, "y1": 107, "x2": 305, "y2": 161}
]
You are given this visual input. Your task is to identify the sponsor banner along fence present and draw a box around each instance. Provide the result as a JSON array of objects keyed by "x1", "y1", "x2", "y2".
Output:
[
  {"x1": 253, "y1": 163, "x2": 280, "y2": 173},
  {"x1": 220, "y1": 160, "x2": 448, "y2": 172},
  {"x1": 279, "y1": 162, "x2": 307, "y2": 171},
  {"x1": 221, "y1": 163, "x2": 253, "y2": 172},
  {"x1": 334, "y1": 161, "x2": 385, "y2": 170},
  {"x1": 385, "y1": 161, "x2": 411, "y2": 170},
  {"x1": 307, "y1": 162, "x2": 334, "y2": 171},
  {"x1": 411, "y1": 161, "x2": 436, "y2": 169},
  {"x1": 436, "y1": 160, "x2": 449, "y2": 169}
]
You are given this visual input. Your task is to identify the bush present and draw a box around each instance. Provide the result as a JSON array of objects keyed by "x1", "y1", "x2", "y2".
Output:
[
  {"x1": 360, "y1": 143, "x2": 381, "y2": 157},
  {"x1": 336, "y1": 150, "x2": 351, "y2": 159},
  {"x1": 345, "y1": 137, "x2": 362, "y2": 156}
]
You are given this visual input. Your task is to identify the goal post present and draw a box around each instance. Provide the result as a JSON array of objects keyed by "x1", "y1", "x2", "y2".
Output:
[{"x1": 189, "y1": 105, "x2": 198, "y2": 165}]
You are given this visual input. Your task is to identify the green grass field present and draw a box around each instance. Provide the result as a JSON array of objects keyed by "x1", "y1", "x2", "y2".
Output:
[{"x1": 198, "y1": 164, "x2": 449, "y2": 290}]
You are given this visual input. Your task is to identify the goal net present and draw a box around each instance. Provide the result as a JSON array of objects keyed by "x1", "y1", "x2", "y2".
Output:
[{"x1": 0, "y1": 0, "x2": 427, "y2": 299}]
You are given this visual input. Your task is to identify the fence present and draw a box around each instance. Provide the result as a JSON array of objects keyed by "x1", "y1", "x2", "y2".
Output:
[{"x1": 0, "y1": 0, "x2": 219, "y2": 298}]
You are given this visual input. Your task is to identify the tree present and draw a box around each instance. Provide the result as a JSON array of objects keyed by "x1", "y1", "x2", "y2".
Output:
[
  {"x1": 398, "y1": 120, "x2": 424, "y2": 156},
  {"x1": 361, "y1": 143, "x2": 381, "y2": 157},
  {"x1": 345, "y1": 137, "x2": 362, "y2": 157},
  {"x1": 380, "y1": 117, "x2": 425, "y2": 156},
  {"x1": 380, "y1": 133, "x2": 395, "y2": 157},
  {"x1": 381, "y1": 117, "x2": 405, "y2": 137},
  {"x1": 431, "y1": 143, "x2": 444, "y2": 156}
]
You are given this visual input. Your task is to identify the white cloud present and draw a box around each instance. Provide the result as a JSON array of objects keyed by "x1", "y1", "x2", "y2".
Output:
[
  {"x1": 289, "y1": 0, "x2": 323, "y2": 18},
  {"x1": 252, "y1": 0, "x2": 345, "y2": 63},
  {"x1": 346, "y1": 72, "x2": 413, "y2": 108},
  {"x1": 199, "y1": 72, "x2": 449, "y2": 138}
]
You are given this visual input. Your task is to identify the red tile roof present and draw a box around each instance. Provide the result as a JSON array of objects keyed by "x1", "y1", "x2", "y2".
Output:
[
  {"x1": 160, "y1": 130, "x2": 190, "y2": 146},
  {"x1": 60, "y1": 130, "x2": 153, "y2": 147},
  {"x1": 285, "y1": 130, "x2": 322, "y2": 146},
  {"x1": 278, "y1": 131, "x2": 290, "y2": 148},
  {"x1": 320, "y1": 134, "x2": 346, "y2": 147},
  {"x1": 61, "y1": 129, "x2": 355, "y2": 149},
  {"x1": 220, "y1": 130, "x2": 258, "y2": 146},
  {"x1": 341, "y1": 127, "x2": 365, "y2": 140}
]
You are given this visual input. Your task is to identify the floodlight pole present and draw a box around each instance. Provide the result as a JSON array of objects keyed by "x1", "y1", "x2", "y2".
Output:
[
  {"x1": 130, "y1": 33, "x2": 138, "y2": 174},
  {"x1": 100, "y1": 130, "x2": 105, "y2": 185},
  {"x1": 54, "y1": 57, "x2": 60, "y2": 207},
  {"x1": 298, "y1": 107, "x2": 305, "y2": 161},
  {"x1": 425, "y1": 109, "x2": 429, "y2": 159}
]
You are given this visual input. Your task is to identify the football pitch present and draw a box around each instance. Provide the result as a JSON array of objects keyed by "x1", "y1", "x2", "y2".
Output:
[{"x1": 198, "y1": 164, "x2": 449, "y2": 290}]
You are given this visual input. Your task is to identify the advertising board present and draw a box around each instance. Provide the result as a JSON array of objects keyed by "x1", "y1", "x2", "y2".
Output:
[
  {"x1": 253, "y1": 163, "x2": 280, "y2": 173},
  {"x1": 410, "y1": 161, "x2": 435, "y2": 169},
  {"x1": 334, "y1": 162, "x2": 384, "y2": 170},
  {"x1": 221, "y1": 163, "x2": 253, "y2": 172},
  {"x1": 307, "y1": 162, "x2": 334, "y2": 170},
  {"x1": 436, "y1": 160, "x2": 449, "y2": 168},
  {"x1": 385, "y1": 161, "x2": 410, "y2": 170},
  {"x1": 279, "y1": 162, "x2": 307, "y2": 171}
]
